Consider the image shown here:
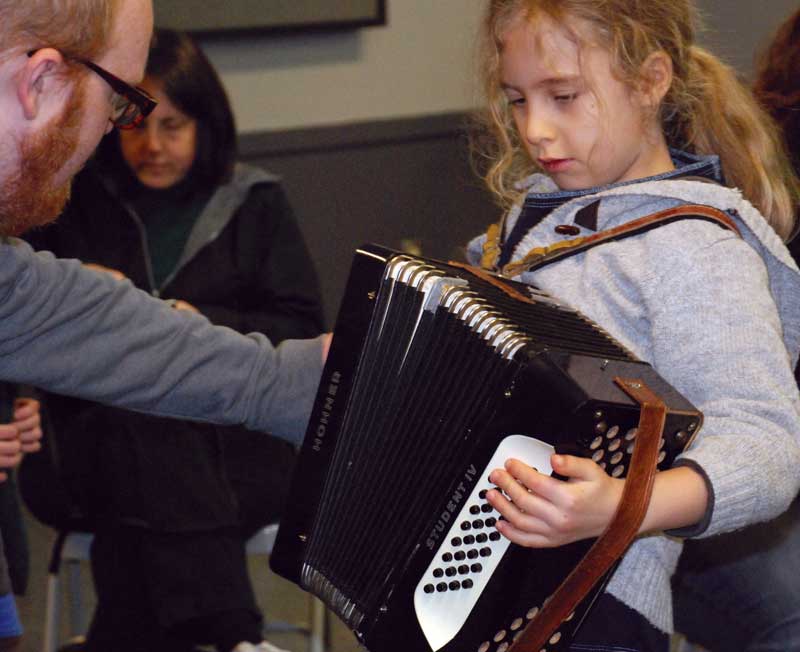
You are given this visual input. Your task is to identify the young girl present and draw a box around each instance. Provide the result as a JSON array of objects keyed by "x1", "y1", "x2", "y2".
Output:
[{"x1": 468, "y1": 1, "x2": 800, "y2": 650}]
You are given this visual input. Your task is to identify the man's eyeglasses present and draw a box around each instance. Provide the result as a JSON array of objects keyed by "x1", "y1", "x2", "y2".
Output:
[{"x1": 27, "y1": 49, "x2": 157, "y2": 130}]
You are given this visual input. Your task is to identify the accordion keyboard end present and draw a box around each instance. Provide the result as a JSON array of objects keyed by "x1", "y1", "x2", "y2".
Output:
[{"x1": 413, "y1": 435, "x2": 556, "y2": 652}]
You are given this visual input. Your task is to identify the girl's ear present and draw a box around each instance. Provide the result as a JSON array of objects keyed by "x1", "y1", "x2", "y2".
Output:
[
  {"x1": 638, "y1": 50, "x2": 673, "y2": 109},
  {"x1": 17, "y1": 48, "x2": 68, "y2": 121}
]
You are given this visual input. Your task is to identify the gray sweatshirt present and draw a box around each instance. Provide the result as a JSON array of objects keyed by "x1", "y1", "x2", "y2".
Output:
[
  {"x1": 467, "y1": 171, "x2": 800, "y2": 632},
  {"x1": 0, "y1": 236, "x2": 324, "y2": 444}
]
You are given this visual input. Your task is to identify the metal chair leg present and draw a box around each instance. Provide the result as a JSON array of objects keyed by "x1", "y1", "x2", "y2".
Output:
[
  {"x1": 309, "y1": 597, "x2": 327, "y2": 652},
  {"x1": 43, "y1": 572, "x2": 60, "y2": 652},
  {"x1": 66, "y1": 558, "x2": 85, "y2": 636}
]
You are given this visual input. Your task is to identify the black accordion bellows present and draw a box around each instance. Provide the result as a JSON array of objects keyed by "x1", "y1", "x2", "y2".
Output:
[{"x1": 271, "y1": 245, "x2": 701, "y2": 652}]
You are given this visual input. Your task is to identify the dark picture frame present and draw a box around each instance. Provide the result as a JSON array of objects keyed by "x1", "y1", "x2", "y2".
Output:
[{"x1": 153, "y1": 1, "x2": 386, "y2": 37}]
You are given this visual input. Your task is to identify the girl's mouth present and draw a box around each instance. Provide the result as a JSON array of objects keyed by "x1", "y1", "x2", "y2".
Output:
[{"x1": 538, "y1": 158, "x2": 573, "y2": 173}]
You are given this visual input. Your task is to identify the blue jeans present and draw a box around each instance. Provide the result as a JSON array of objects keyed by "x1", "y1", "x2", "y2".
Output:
[{"x1": 673, "y1": 497, "x2": 800, "y2": 651}]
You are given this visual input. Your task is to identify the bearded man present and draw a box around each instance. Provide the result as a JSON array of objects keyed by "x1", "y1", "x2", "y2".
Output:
[{"x1": 0, "y1": 1, "x2": 328, "y2": 648}]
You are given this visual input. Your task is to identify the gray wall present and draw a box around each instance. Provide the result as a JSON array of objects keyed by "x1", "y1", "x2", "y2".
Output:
[
  {"x1": 696, "y1": 0, "x2": 798, "y2": 77},
  {"x1": 199, "y1": 1, "x2": 483, "y2": 133},
  {"x1": 197, "y1": 1, "x2": 798, "y2": 134},
  {"x1": 238, "y1": 113, "x2": 498, "y2": 326}
]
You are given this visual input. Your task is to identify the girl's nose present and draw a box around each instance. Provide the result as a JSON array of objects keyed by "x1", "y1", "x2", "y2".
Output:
[{"x1": 524, "y1": 110, "x2": 555, "y2": 147}]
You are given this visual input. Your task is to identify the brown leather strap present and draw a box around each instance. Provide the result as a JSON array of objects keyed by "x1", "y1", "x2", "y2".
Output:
[
  {"x1": 447, "y1": 261, "x2": 538, "y2": 306},
  {"x1": 501, "y1": 204, "x2": 741, "y2": 277},
  {"x1": 508, "y1": 377, "x2": 667, "y2": 652}
]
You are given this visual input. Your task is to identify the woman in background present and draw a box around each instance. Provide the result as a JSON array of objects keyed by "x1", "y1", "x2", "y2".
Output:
[{"x1": 26, "y1": 28, "x2": 324, "y2": 652}]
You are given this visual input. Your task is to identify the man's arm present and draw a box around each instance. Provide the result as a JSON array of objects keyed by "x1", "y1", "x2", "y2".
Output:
[{"x1": 0, "y1": 238, "x2": 324, "y2": 444}]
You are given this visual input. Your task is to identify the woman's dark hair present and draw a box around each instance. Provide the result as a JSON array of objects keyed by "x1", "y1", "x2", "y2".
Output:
[
  {"x1": 753, "y1": 8, "x2": 800, "y2": 178},
  {"x1": 97, "y1": 28, "x2": 237, "y2": 189}
]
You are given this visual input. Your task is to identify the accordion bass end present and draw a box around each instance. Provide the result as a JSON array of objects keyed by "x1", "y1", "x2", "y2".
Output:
[{"x1": 271, "y1": 244, "x2": 702, "y2": 652}]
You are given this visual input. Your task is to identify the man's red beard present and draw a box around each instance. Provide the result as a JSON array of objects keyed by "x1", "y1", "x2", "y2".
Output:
[{"x1": 0, "y1": 83, "x2": 86, "y2": 237}]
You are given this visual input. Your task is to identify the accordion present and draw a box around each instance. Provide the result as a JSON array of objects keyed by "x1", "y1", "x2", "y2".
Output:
[{"x1": 270, "y1": 244, "x2": 702, "y2": 652}]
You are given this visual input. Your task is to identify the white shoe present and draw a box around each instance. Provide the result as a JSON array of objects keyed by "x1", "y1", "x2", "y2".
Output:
[{"x1": 232, "y1": 641, "x2": 291, "y2": 652}]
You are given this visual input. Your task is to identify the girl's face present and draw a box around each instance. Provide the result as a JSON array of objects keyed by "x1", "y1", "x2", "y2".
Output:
[
  {"x1": 119, "y1": 77, "x2": 198, "y2": 190},
  {"x1": 499, "y1": 13, "x2": 673, "y2": 190}
]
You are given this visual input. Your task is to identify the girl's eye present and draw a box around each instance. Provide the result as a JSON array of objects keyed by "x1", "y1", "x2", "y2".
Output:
[
  {"x1": 554, "y1": 93, "x2": 578, "y2": 103},
  {"x1": 506, "y1": 96, "x2": 525, "y2": 107}
]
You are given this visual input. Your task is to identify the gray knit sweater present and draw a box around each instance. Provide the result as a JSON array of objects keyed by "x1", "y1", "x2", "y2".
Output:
[
  {"x1": 466, "y1": 171, "x2": 800, "y2": 632},
  {"x1": 0, "y1": 236, "x2": 324, "y2": 444}
]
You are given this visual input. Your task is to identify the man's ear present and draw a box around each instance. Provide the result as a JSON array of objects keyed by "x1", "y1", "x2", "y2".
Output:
[
  {"x1": 16, "y1": 48, "x2": 67, "y2": 121},
  {"x1": 639, "y1": 50, "x2": 673, "y2": 108}
]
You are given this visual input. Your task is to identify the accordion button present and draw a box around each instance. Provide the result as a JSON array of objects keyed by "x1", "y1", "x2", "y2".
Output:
[
  {"x1": 555, "y1": 224, "x2": 581, "y2": 235},
  {"x1": 436, "y1": 583, "x2": 448, "y2": 592},
  {"x1": 480, "y1": 547, "x2": 492, "y2": 557},
  {"x1": 446, "y1": 567, "x2": 457, "y2": 577},
  {"x1": 470, "y1": 505, "x2": 481, "y2": 515},
  {"x1": 463, "y1": 579, "x2": 474, "y2": 589},
  {"x1": 449, "y1": 581, "x2": 461, "y2": 590},
  {"x1": 451, "y1": 537, "x2": 463, "y2": 547},
  {"x1": 442, "y1": 553, "x2": 453, "y2": 562},
  {"x1": 459, "y1": 565, "x2": 469, "y2": 574},
  {"x1": 424, "y1": 584, "x2": 435, "y2": 594},
  {"x1": 464, "y1": 535, "x2": 476, "y2": 545},
  {"x1": 468, "y1": 549, "x2": 479, "y2": 559},
  {"x1": 476, "y1": 533, "x2": 488, "y2": 543},
  {"x1": 471, "y1": 563, "x2": 483, "y2": 573},
  {"x1": 455, "y1": 551, "x2": 466, "y2": 561},
  {"x1": 433, "y1": 568, "x2": 444, "y2": 578},
  {"x1": 461, "y1": 521, "x2": 472, "y2": 531},
  {"x1": 490, "y1": 532, "x2": 501, "y2": 541}
]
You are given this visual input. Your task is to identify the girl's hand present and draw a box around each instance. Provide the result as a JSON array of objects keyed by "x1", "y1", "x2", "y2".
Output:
[
  {"x1": 14, "y1": 398, "x2": 42, "y2": 454},
  {"x1": 486, "y1": 454, "x2": 623, "y2": 548}
]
